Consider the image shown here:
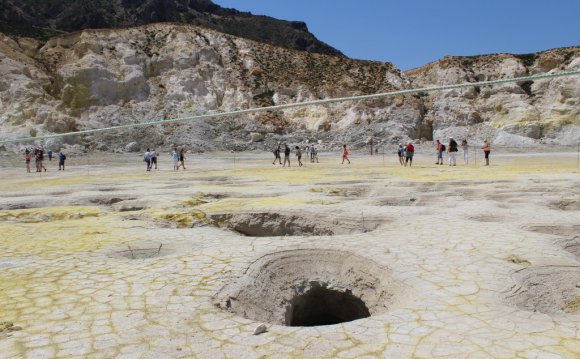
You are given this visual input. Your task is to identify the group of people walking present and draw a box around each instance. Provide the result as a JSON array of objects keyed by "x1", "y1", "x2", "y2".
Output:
[
  {"x1": 435, "y1": 138, "x2": 468, "y2": 166},
  {"x1": 144, "y1": 147, "x2": 188, "y2": 171},
  {"x1": 272, "y1": 144, "x2": 320, "y2": 167},
  {"x1": 24, "y1": 139, "x2": 493, "y2": 174},
  {"x1": 435, "y1": 138, "x2": 491, "y2": 166},
  {"x1": 24, "y1": 147, "x2": 66, "y2": 173}
]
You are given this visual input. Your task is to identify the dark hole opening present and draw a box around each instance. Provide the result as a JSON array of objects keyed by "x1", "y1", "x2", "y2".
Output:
[{"x1": 286, "y1": 286, "x2": 370, "y2": 327}]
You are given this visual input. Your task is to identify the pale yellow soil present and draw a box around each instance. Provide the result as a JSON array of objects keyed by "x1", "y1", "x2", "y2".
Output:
[{"x1": 0, "y1": 151, "x2": 578, "y2": 358}]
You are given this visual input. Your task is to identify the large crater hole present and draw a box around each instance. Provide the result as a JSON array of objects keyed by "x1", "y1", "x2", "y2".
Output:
[
  {"x1": 209, "y1": 212, "x2": 384, "y2": 237},
  {"x1": 287, "y1": 283, "x2": 370, "y2": 326},
  {"x1": 215, "y1": 249, "x2": 406, "y2": 326}
]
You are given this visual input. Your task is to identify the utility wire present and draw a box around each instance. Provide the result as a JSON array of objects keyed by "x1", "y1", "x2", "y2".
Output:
[{"x1": 1, "y1": 70, "x2": 578, "y2": 144}]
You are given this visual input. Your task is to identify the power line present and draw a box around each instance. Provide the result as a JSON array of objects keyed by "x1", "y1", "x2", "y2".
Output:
[{"x1": 1, "y1": 70, "x2": 579, "y2": 145}]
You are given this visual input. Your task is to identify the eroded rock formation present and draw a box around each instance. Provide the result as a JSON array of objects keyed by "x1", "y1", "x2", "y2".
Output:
[{"x1": 0, "y1": 22, "x2": 578, "y2": 152}]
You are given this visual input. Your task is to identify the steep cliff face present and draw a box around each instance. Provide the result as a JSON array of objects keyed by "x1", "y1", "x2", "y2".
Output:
[
  {"x1": 0, "y1": 23, "x2": 578, "y2": 152},
  {"x1": 0, "y1": 23, "x2": 424, "y2": 151},
  {"x1": 0, "y1": 0, "x2": 342, "y2": 56},
  {"x1": 405, "y1": 48, "x2": 580, "y2": 145}
]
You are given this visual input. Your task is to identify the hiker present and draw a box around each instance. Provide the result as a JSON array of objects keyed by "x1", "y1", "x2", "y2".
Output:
[
  {"x1": 305, "y1": 145, "x2": 310, "y2": 158},
  {"x1": 283, "y1": 144, "x2": 291, "y2": 167},
  {"x1": 448, "y1": 137, "x2": 458, "y2": 166},
  {"x1": 482, "y1": 139, "x2": 491, "y2": 166},
  {"x1": 151, "y1": 149, "x2": 158, "y2": 170},
  {"x1": 144, "y1": 149, "x2": 152, "y2": 171},
  {"x1": 58, "y1": 151, "x2": 66, "y2": 171},
  {"x1": 295, "y1": 146, "x2": 303, "y2": 167},
  {"x1": 35, "y1": 147, "x2": 46, "y2": 172},
  {"x1": 172, "y1": 148, "x2": 179, "y2": 170},
  {"x1": 341, "y1": 144, "x2": 350, "y2": 164},
  {"x1": 397, "y1": 144, "x2": 405, "y2": 166},
  {"x1": 435, "y1": 139, "x2": 444, "y2": 165},
  {"x1": 404, "y1": 142, "x2": 414, "y2": 167},
  {"x1": 311, "y1": 145, "x2": 319, "y2": 163},
  {"x1": 178, "y1": 148, "x2": 187, "y2": 170},
  {"x1": 461, "y1": 139, "x2": 469, "y2": 165},
  {"x1": 24, "y1": 149, "x2": 31, "y2": 173},
  {"x1": 272, "y1": 145, "x2": 282, "y2": 165},
  {"x1": 48, "y1": 149, "x2": 53, "y2": 161}
]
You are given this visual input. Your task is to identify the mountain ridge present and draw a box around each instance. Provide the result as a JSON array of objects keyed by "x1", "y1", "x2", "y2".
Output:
[{"x1": 0, "y1": 0, "x2": 343, "y2": 56}]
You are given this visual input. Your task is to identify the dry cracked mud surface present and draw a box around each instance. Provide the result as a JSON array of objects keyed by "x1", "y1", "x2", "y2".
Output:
[{"x1": 0, "y1": 151, "x2": 579, "y2": 358}]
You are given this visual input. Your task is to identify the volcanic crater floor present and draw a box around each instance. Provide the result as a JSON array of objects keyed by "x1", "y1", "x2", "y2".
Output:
[{"x1": 0, "y1": 151, "x2": 579, "y2": 358}]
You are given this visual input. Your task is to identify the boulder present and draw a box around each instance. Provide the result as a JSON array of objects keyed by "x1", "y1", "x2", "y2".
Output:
[
  {"x1": 250, "y1": 132, "x2": 265, "y2": 142},
  {"x1": 125, "y1": 142, "x2": 140, "y2": 152}
]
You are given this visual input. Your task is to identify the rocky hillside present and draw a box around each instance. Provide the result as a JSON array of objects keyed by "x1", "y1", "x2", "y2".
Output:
[
  {"x1": 406, "y1": 47, "x2": 580, "y2": 146},
  {"x1": 0, "y1": 22, "x2": 578, "y2": 153},
  {"x1": 0, "y1": 0, "x2": 342, "y2": 56},
  {"x1": 0, "y1": 23, "x2": 422, "y2": 152}
]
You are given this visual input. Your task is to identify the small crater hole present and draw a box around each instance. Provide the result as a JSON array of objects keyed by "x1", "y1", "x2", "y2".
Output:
[{"x1": 287, "y1": 285, "x2": 370, "y2": 326}]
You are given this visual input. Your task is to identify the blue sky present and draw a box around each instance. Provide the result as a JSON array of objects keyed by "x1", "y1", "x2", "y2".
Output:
[{"x1": 213, "y1": 0, "x2": 580, "y2": 70}]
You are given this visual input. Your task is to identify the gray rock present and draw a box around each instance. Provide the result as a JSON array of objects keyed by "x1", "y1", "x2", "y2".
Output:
[{"x1": 125, "y1": 142, "x2": 140, "y2": 152}]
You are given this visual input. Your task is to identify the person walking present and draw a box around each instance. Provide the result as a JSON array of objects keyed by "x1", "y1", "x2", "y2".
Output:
[
  {"x1": 341, "y1": 144, "x2": 351, "y2": 164},
  {"x1": 36, "y1": 148, "x2": 46, "y2": 172},
  {"x1": 295, "y1": 146, "x2": 303, "y2": 167},
  {"x1": 404, "y1": 142, "x2": 414, "y2": 167},
  {"x1": 397, "y1": 144, "x2": 405, "y2": 166},
  {"x1": 58, "y1": 151, "x2": 66, "y2": 170},
  {"x1": 48, "y1": 149, "x2": 53, "y2": 161},
  {"x1": 283, "y1": 144, "x2": 291, "y2": 167},
  {"x1": 448, "y1": 137, "x2": 458, "y2": 166},
  {"x1": 178, "y1": 148, "x2": 187, "y2": 170},
  {"x1": 144, "y1": 149, "x2": 152, "y2": 171},
  {"x1": 172, "y1": 148, "x2": 179, "y2": 170},
  {"x1": 482, "y1": 139, "x2": 491, "y2": 166},
  {"x1": 151, "y1": 149, "x2": 158, "y2": 170},
  {"x1": 435, "y1": 139, "x2": 444, "y2": 165},
  {"x1": 272, "y1": 145, "x2": 282, "y2": 165},
  {"x1": 24, "y1": 149, "x2": 31, "y2": 173},
  {"x1": 461, "y1": 139, "x2": 469, "y2": 165},
  {"x1": 311, "y1": 145, "x2": 319, "y2": 163}
]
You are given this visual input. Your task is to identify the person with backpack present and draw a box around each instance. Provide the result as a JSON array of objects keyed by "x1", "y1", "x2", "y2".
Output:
[
  {"x1": 144, "y1": 149, "x2": 151, "y2": 171},
  {"x1": 404, "y1": 142, "x2": 414, "y2": 167},
  {"x1": 435, "y1": 139, "x2": 444, "y2": 165},
  {"x1": 272, "y1": 145, "x2": 282, "y2": 165},
  {"x1": 58, "y1": 151, "x2": 66, "y2": 171},
  {"x1": 448, "y1": 137, "x2": 458, "y2": 166}
]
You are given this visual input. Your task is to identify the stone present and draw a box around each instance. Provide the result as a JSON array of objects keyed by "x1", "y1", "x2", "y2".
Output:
[
  {"x1": 249, "y1": 132, "x2": 265, "y2": 142},
  {"x1": 253, "y1": 324, "x2": 267, "y2": 335},
  {"x1": 125, "y1": 142, "x2": 140, "y2": 152}
]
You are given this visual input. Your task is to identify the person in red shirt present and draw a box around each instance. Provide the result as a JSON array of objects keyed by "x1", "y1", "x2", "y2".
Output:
[
  {"x1": 435, "y1": 139, "x2": 443, "y2": 165},
  {"x1": 482, "y1": 140, "x2": 491, "y2": 166},
  {"x1": 405, "y1": 142, "x2": 415, "y2": 167},
  {"x1": 341, "y1": 144, "x2": 351, "y2": 164}
]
